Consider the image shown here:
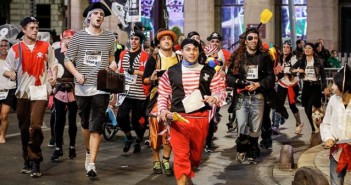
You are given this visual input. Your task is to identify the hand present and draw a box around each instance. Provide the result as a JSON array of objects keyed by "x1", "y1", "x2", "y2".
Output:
[
  {"x1": 324, "y1": 139, "x2": 335, "y2": 148},
  {"x1": 48, "y1": 77, "x2": 57, "y2": 86},
  {"x1": 160, "y1": 109, "x2": 172, "y2": 122},
  {"x1": 203, "y1": 96, "x2": 218, "y2": 105},
  {"x1": 75, "y1": 72, "x2": 85, "y2": 85},
  {"x1": 247, "y1": 82, "x2": 260, "y2": 92},
  {"x1": 9, "y1": 72, "x2": 16, "y2": 81},
  {"x1": 150, "y1": 71, "x2": 158, "y2": 81},
  {"x1": 298, "y1": 69, "x2": 305, "y2": 73},
  {"x1": 109, "y1": 61, "x2": 118, "y2": 71}
]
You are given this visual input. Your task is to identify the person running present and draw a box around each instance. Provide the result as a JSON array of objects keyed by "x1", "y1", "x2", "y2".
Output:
[
  {"x1": 64, "y1": 2, "x2": 117, "y2": 177},
  {"x1": 0, "y1": 39, "x2": 17, "y2": 144},
  {"x1": 117, "y1": 29, "x2": 149, "y2": 154},
  {"x1": 226, "y1": 28, "x2": 274, "y2": 164},
  {"x1": 50, "y1": 29, "x2": 78, "y2": 161},
  {"x1": 158, "y1": 38, "x2": 227, "y2": 185},
  {"x1": 290, "y1": 42, "x2": 330, "y2": 135},
  {"x1": 143, "y1": 28, "x2": 180, "y2": 176},
  {"x1": 272, "y1": 41, "x2": 304, "y2": 134},
  {"x1": 3, "y1": 16, "x2": 58, "y2": 177}
]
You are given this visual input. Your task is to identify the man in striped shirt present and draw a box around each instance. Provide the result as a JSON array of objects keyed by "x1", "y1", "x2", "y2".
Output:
[
  {"x1": 117, "y1": 30, "x2": 149, "y2": 154},
  {"x1": 64, "y1": 2, "x2": 117, "y2": 178},
  {"x1": 158, "y1": 39, "x2": 227, "y2": 185}
]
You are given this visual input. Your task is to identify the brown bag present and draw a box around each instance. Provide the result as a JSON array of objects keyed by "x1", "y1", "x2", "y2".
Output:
[{"x1": 97, "y1": 69, "x2": 125, "y2": 93}]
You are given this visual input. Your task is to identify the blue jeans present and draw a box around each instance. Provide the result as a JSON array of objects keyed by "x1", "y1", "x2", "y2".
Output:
[
  {"x1": 330, "y1": 156, "x2": 347, "y2": 185},
  {"x1": 235, "y1": 93, "x2": 265, "y2": 138}
]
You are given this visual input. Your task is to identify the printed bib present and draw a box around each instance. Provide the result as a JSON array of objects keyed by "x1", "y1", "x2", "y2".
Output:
[
  {"x1": 247, "y1": 65, "x2": 259, "y2": 80},
  {"x1": 83, "y1": 51, "x2": 102, "y2": 67},
  {"x1": 0, "y1": 91, "x2": 9, "y2": 100},
  {"x1": 124, "y1": 71, "x2": 137, "y2": 84}
]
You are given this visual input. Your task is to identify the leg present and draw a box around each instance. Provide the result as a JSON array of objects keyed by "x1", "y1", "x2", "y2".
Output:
[
  {"x1": 16, "y1": 99, "x2": 31, "y2": 162},
  {"x1": 0, "y1": 103, "x2": 11, "y2": 143},
  {"x1": 329, "y1": 156, "x2": 347, "y2": 185},
  {"x1": 53, "y1": 98, "x2": 67, "y2": 149},
  {"x1": 67, "y1": 101, "x2": 78, "y2": 159},
  {"x1": 130, "y1": 99, "x2": 147, "y2": 153},
  {"x1": 117, "y1": 98, "x2": 134, "y2": 152}
]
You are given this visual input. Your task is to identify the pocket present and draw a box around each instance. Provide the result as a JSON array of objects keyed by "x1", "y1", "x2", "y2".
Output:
[{"x1": 235, "y1": 96, "x2": 244, "y2": 110}]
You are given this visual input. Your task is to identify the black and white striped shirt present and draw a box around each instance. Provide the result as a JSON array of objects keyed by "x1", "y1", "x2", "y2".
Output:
[
  {"x1": 66, "y1": 29, "x2": 114, "y2": 86},
  {"x1": 120, "y1": 51, "x2": 147, "y2": 100}
]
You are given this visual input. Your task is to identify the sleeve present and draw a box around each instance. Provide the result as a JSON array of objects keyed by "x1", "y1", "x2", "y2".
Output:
[
  {"x1": 109, "y1": 34, "x2": 115, "y2": 57},
  {"x1": 142, "y1": 55, "x2": 156, "y2": 82},
  {"x1": 3, "y1": 47, "x2": 17, "y2": 72},
  {"x1": 210, "y1": 72, "x2": 227, "y2": 107},
  {"x1": 47, "y1": 45, "x2": 57, "y2": 69},
  {"x1": 157, "y1": 71, "x2": 172, "y2": 113},
  {"x1": 320, "y1": 96, "x2": 335, "y2": 141},
  {"x1": 65, "y1": 33, "x2": 79, "y2": 64},
  {"x1": 226, "y1": 63, "x2": 238, "y2": 88},
  {"x1": 260, "y1": 53, "x2": 275, "y2": 90}
]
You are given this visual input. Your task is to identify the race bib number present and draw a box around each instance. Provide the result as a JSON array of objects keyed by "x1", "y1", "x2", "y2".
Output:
[
  {"x1": 117, "y1": 85, "x2": 130, "y2": 106},
  {"x1": 0, "y1": 91, "x2": 9, "y2": 100},
  {"x1": 124, "y1": 71, "x2": 137, "y2": 84},
  {"x1": 83, "y1": 51, "x2": 102, "y2": 66},
  {"x1": 247, "y1": 65, "x2": 258, "y2": 80},
  {"x1": 305, "y1": 67, "x2": 316, "y2": 79}
]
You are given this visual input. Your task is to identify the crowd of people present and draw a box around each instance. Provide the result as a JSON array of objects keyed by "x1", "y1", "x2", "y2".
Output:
[{"x1": 0, "y1": 1, "x2": 349, "y2": 185}]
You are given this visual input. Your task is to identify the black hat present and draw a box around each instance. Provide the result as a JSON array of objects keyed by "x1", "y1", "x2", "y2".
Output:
[
  {"x1": 130, "y1": 30, "x2": 145, "y2": 42},
  {"x1": 244, "y1": 27, "x2": 259, "y2": 38},
  {"x1": 181, "y1": 38, "x2": 200, "y2": 49},
  {"x1": 20, "y1": 16, "x2": 38, "y2": 27},
  {"x1": 304, "y1": 42, "x2": 315, "y2": 50},
  {"x1": 207, "y1": 32, "x2": 222, "y2": 41},
  {"x1": 187, "y1": 31, "x2": 200, "y2": 39},
  {"x1": 334, "y1": 64, "x2": 351, "y2": 94},
  {"x1": 83, "y1": 2, "x2": 111, "y2": 17}
]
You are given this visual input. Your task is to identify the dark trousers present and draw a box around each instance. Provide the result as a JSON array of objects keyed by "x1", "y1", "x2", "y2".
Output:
[
  {"x1": 54, "y1": 98, "x2": 78, "y2": 149},
  {"x1": 117, "y1": 98, "x2": 146, "y2": 141},
  {"x1": 277, "y1": 85, "x2": 299, "y2": 113},
  {"x1": 301, "y1": 83, "x2": 322, "y2": 132},
  {"x1": 17, "y1": 99, "x2": 47, "y2": 162}
]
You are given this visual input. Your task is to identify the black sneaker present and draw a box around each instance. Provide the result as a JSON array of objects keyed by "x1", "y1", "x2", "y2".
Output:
[
  {"x1": 31, "y1": 162, "x2": 42, "y2": 178},
  {"x1": 69, "y1": 147, "x2": 76, "y2": 159},
  {"x1": 123, "y1": 139, "x2": 134, "y2": 153},
  {"x1": 51, "y1": 149, "x2": 63, "y2": 161},
  {"x1": 48, "y1": 138, "x2": 55, "y2": 147},
  {"x1": 133, "y1": 143, "x2": 141, "y2": 154},
  {"x1": 21, "y1": 160, "x2": 32, "y2": 174}
]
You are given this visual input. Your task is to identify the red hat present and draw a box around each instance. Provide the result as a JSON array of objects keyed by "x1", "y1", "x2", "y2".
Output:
[{"x1": 62, "y1": 29, "x2": 75, "y2": 38}]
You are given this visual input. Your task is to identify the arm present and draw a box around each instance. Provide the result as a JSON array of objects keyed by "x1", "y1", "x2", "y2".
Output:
[
  {"x1": 142, "y1": 55, "x2": 157, "y2": 85},
  {"x1": 320, "y1": 97, "x2": 335, "y2": 147},
  {"x1": 157, "y1": 71, "x2": 172, "y2": 121},
  {"x1": 64, "y1": 59, "x2": 84, "y2": 85},
  {"x1": 206, "y1": 72, "x2": 227, "y2": 107},
  {"x1": 47, "y1": 46, "x2": 58, "y2": 85},
  {"x1": 3, "y1": 47, "x2": 18, "y2": 80},
  {"x1": 108, "y1": 37, "x2": 117, "y2": 71}
]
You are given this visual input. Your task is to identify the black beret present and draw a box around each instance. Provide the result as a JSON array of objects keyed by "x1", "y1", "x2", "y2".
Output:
[
  {"x1": 83, "y1": 2, "x2": 111, "y2": 17},
  {"x1": 130, "y1": 30, "x2": 145, "y2": 42},
  {"x1": 181, "y1": 38, "x2": 200, "y2": 49},
  {"x1": 187, "y1": 31, "x2": 200, "y2": 39}
]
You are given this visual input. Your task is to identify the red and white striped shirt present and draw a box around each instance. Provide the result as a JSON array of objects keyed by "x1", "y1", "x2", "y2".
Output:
[{"x1": 158, "y1": 64, "x2": 227, "y2": 114}]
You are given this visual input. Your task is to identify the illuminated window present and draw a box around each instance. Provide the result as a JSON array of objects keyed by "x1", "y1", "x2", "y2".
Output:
[{"x1": 281, "y1": 0, "x2": 307, "y2": 42}]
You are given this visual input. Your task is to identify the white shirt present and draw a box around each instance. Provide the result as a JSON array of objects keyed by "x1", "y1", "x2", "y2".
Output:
[
  {"x1": 320, "y1": 95, "x2": 351, "y2": 161},
  {"x1": 0, "y1": 58, "x2": 16, "y2": 90}
]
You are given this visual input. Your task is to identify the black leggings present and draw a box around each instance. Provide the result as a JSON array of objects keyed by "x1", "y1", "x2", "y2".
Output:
[
  {"x1": 276, "y1": 84, "x2": 299, "y2": 114},
  {"x1": 54, "y1": 98, "x2": 78, "y2": 148},
  {"x1": 117, "y1": 98, "x2": 147, "y2": 141},
  {"x1": 301, "y1": 83, "x2": 322, "y2": 132}
]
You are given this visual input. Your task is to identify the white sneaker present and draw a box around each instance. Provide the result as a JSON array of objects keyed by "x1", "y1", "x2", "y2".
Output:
[
  {"x1": 85, "y1": 153, "x2": 90, "y2": 171},
  {"x1": 86, "y1": 163, "x2": 97, "y2": 177}
]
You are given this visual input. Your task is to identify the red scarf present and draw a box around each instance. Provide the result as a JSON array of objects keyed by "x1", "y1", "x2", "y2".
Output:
[
  {"x1": 331, "y1": 144, "x2": 351, "y2": 173},
  {"x1": 278, "y1": 80, "x2": 298, "y2": 104}
]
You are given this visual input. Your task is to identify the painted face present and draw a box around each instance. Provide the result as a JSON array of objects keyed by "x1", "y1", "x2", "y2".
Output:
[
  {"x1": 89, "y1": 9, "x2": 105, "y2": 28},
  {"x1": 245, "y1": 33, "x2": 258, "y2": 52},
  {"x1": 282, "y1": 43, "x2": 292, "y2": 55},
  {"x1": 332, "y1": 82, "x2": 342, "y2": 97},
  {"x1": 159, "y1": 35, "x2": 173, "y2": 51},
  {"x1": 129, "y1": 36, "x2": 141, "y2": 51},
  {"x1": 210, "y1": 39, "x2": 221, "y2": 48},
  {"x1": 304, "y1": 45, "x2": 314, "y2": 56},
  {"x1": 23, "y1": 22, "x2": 39, "y2": 41},
  {"x1": 182, "y1": 44, "x2": 199, "y2": 63},
  {"x1": 190, "y1": 35, "x2": 201, "y2": 44}
]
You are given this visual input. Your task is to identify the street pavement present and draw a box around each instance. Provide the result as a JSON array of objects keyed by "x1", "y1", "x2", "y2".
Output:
[{"x1": 0, "y1": 104, "x2": 337, "y2": 185}]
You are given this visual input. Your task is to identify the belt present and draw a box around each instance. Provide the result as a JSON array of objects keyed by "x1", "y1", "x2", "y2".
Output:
[
  {"x1": 0, "y1": 89, "x2": 9, "y2": 92},
  {"x1": 240, "y1": 90, "x2": 257, "y2": 96},
  {"x1": 304, "y1": 80, "x2": 320, "y2": 86}
]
